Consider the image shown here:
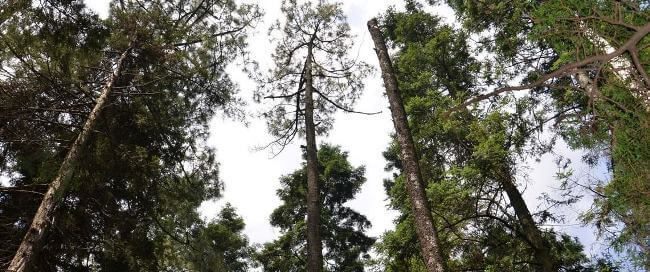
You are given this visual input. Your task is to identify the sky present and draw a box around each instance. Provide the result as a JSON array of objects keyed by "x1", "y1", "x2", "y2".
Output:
[
  {"x1": 83, "y1": 0, "x2": 612, "y2": 260},
  {"x1": 197, "y1": 0, "x2": 413, "y2": 244}
]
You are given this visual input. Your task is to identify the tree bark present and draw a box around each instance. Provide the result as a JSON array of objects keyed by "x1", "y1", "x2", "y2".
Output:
[
  {"x1": 499, "y1": 169, "x2": 553, "y2": 272},
  {"x1": 367, "y1": 18, "x2": 446, "y2": 272},
  {"x1": 304, "y1": 44, "x2": 323, "y2": 272},
  {"x1": 7, "y1": 47, "x2": 132, "y2": 272}
]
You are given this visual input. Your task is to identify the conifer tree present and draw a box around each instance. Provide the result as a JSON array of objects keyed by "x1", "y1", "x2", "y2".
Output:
[
  {"x1": 257, "y1": 1, "x2": 371, "y2": 270},
  {"x1": 441, "y1": 0, "x2": 650, "y2": 267},
  {"x1": 368, "y1": 4, "x2": 593, "y2": 271},
  {"x1": 0, "y1": 1, "x2": 260, "y2": 270},
  {"x1": 256, "y1": 144, "x2": 374, "y2": 271}
]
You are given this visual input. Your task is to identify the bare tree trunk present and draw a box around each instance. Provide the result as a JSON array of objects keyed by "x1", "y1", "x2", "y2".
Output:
[
  {"x1": 367, "y1": 18, "x2": 446, "y2": 272},
  {"x1": 499, "y1": 170, "x2": 553, "y2": 272},
  {"x1": 304, "y1": 44, "x2": 323, "y2": 272},
  {"x1": 7, "y1": 47, "x2": 132, "y2": 272}
]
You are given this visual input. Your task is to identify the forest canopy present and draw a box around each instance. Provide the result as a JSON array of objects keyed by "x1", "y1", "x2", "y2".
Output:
[{"x1": 0, "y1": 0, "x2": 649, "y2": 271}]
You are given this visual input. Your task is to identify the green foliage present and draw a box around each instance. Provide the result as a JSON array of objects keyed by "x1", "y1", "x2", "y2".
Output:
[
  {"x1": 442, "y1": 0, "x2": 650, "y2": 267},
  {"x1": 0, "y1": 0, "x2": 260, "y2": 270},
  {"x1": 256, "y1": 144, "x2": 375, "y2": 271},
  {"x1": 374, "y1": 4, "x2": 595, "y2": 271},
  {"x1": 160, "y1": 204, "x2": 253, "y2": 272}
]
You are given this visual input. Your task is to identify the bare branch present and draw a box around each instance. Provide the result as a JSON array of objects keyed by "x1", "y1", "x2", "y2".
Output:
[
  {"x1": 264, "y1": 89, "x2": 304, "y2": 100},
  {"x1": 570, "y1": 15, "x2": 640, "y2": 31},
  {"x1": 0, "y1": 188, "x2": 44, "y2": 195},
  {"x1": 629, "y1": 45, "x2": 650, "y2": 87},
  {"x1": 313, "y1": 89, "x2": 381, "y2": 115}
]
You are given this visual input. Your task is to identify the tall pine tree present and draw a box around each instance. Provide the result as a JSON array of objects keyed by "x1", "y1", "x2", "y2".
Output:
[
  {"x1": 256, "y1": 1, "x2": 372, "y2": 270},
  {"x1": 370, "y1": 3, "x2": 592, "y2": 271}
]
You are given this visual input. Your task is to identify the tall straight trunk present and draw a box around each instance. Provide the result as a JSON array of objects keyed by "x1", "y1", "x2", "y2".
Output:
[
  {"x1": 7, "y1": 47, "x2": 132, "y2": 272},
  {"x1": 499, "y1": 170, "x2": 553, "y2": 272},
  {"x1": 367, "y1": 19, "x2": 446, "y2": 272},
  {"x1": 304, "y1": 44, "x2": 323, "y2": 272}
]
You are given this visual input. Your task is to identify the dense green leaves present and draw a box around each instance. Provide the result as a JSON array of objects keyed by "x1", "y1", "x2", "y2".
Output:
[
  {"x1": 256, "y1": 144, "x2": 375, "y2": 271},
  {"x1": 160, "y1": 204, "x2": 253, "y2": 272},
  {"x1": 373, "y1": 4, "x2": 599, "y2": 271},
  {"x1": 0, "y1": 0, "x2": 259, "y2": 270},
  {"x1": 442, "y1": 0, "x2": 650, "y2": 267}
]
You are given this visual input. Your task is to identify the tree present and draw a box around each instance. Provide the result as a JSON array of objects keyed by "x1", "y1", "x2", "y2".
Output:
[
  {"x1": 369, "y1": 4, "x2": 594, "y2": 271},
  {"x1": 7, "y1": 43, "x2": 132, "y2": 272},
  {"x1": 0, "y1": 0, "x2": 260, "y2": 270},
  {"x1": 162, "y1": 203, "x2": 254, "y2": 272},
  {"x1": 368, "y1": 17, "x2": 446, "y2": 272},
  {"x1": 256, "y1": 144, "x2": 375, "y2": 271},
  {"x1": 439, "y1": 0, "x2": 650, "y2": 267},
  {"x1": 256, "y1": 1, "x2": 372, "y2": 270}
]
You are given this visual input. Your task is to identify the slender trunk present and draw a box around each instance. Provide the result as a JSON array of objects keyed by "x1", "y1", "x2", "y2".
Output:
[
  {"x1": 304, "y1": 44, "x2": 323, "y2": 272},
  {"x1": 499, "y1": 169, "x2": 553, "y2": 272},
  {"x1": 7, "y1": 47, "x2": 132, "y2": 272},
  {"x1": 367, "y1": 19, "x2": 446, "y2": 272}
]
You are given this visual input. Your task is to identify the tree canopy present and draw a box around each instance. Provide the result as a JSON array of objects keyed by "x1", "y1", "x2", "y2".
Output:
[
  {"x1": 1, "y1": 0, "x2": 649, "y2": 271},
  {"x1": 0, "y1": 0, "x2": 260, "y2": 270}
]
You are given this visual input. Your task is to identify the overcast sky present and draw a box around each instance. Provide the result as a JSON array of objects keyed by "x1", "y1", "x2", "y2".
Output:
[
  {"x1": 85, "y1": 0, "x2": 611, "y2": 259},
  {"x1": 197, "y1": 0, "x2": 418, "y2": 245}
]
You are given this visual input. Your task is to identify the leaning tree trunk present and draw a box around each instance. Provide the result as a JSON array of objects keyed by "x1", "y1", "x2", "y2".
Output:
[
  {"x1": 499, "y1": 169, "x2": 553, "y2": 272},
  {"x1": 7, "y1": 47, "x2": 132, "y2": 272},
  {"x1": 367, "y1": 18, "x2": 446, "y2": 272},
  {"x1": 304, "y1": 44, "x2": 323, "y2": 272}
]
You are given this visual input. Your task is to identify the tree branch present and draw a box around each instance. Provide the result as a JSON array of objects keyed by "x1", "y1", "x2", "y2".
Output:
[
  {"x1": 313, "y1": 89, "x2": 381, "y2": 115},
  {"x1": 629, "y1": 45, "x2": 650, "y2": 87},
  {"x1": 171, "y1": 22, "x2": 252, "y2": 47},
  {"x1": 264, "y1": 89, "x2": 304, "y2": 100},
  {"x1": 445, "y1": 21, "x2": 650, "y2": 116}
]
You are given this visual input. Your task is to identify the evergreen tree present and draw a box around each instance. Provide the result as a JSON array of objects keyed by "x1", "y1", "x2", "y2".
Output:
[
  {"x1": 256, "y1": 144, "x2": 375, "y2": 271},
  {"x1": 370, "y1": 3, "x2": 593, "y2": 271},
  {"x1": 161, "y1": 203, "x2": 253, "y2": 272},
  {"x1": 0, "y1": 0, "x2": 260, "y2": 270},
  {"x1": 256, "y1": 1, "x2": 372, "y2": 270},
  {"x1": 441, "y1": 0, "x2": 650, "y2": 267},
  {"x1": 368, "y1": 17, "x2": 446, "y2": 272}
]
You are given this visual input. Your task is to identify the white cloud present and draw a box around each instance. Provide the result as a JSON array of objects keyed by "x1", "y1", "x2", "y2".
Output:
[{"x1": 85, "y1": 0, "x2": 110, "y2": 18}]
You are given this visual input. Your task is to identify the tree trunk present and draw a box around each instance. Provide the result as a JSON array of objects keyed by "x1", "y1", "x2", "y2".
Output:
[
  {"x1": 499, "y1": 169, "x2": 553, "y2": 272},
  {"x1": 7, "y1": 47, "x2": 132, "y2": 272},
  {"x1": 304, "y1": 44, "x2": 323, "y2": 272},
  {"x1": 367, "y1": 18, "x2": 446, "y2": 272}
]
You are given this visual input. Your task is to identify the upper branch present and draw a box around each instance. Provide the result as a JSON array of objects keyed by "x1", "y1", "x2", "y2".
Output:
[
  {"x1": 445, "y1": 21, "x2": 650, "y2": 116},
  {"x1": 313, "y1": 89, "x2": 380, "y2": 115}
]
